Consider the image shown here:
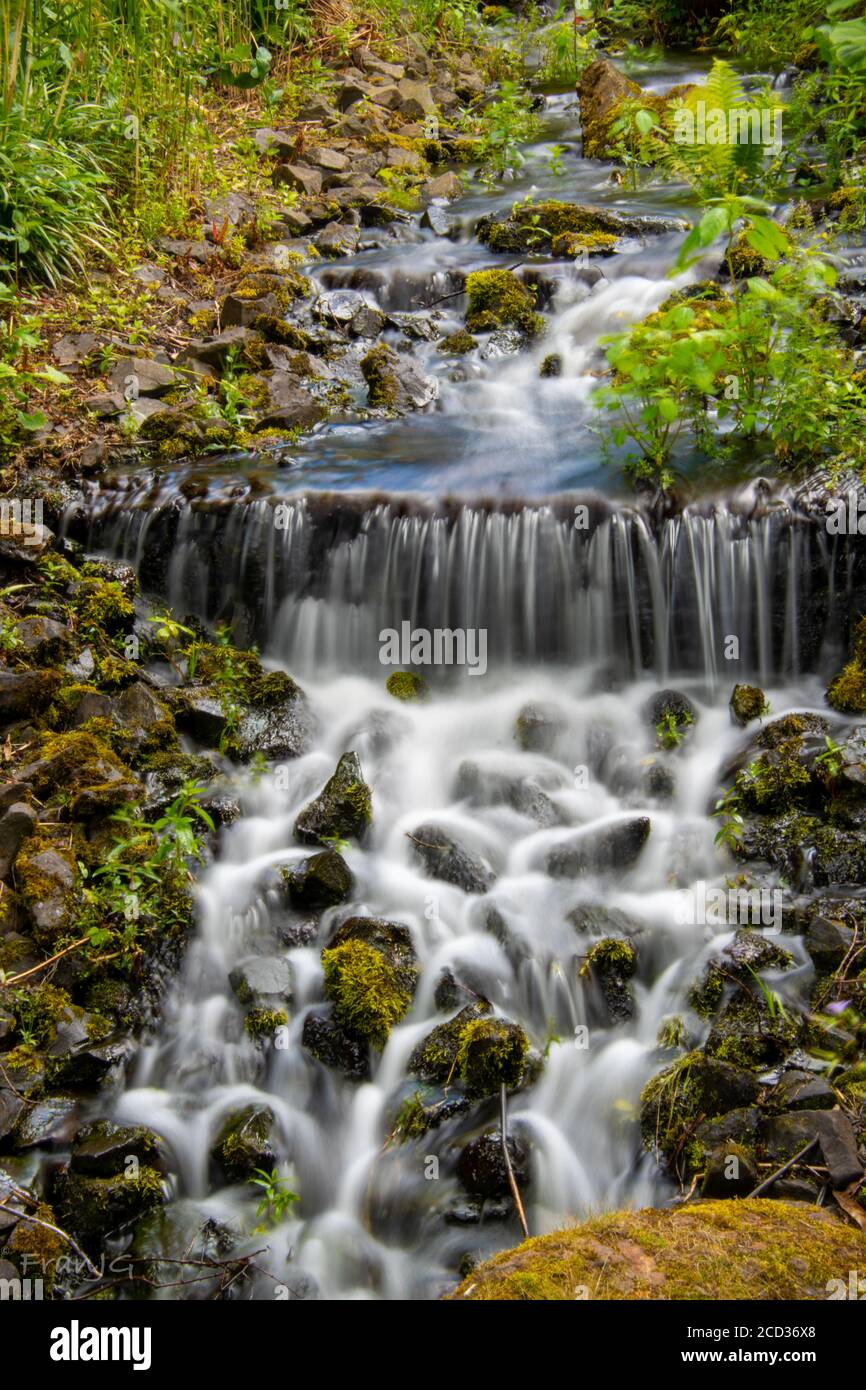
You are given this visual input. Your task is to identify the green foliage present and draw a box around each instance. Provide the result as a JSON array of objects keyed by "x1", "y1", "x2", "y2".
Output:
[{"x1": 250, "y1": 1168, "x2": 299, "y2": 1227}]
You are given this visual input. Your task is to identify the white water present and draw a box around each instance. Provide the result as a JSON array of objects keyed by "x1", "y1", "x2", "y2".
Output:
[{"x1": 107, "y1": 666, "x2": 821, "y2": 1299}]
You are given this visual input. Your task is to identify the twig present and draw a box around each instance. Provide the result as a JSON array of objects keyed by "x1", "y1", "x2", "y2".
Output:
[
  {"x1": 0, "y1": 935, "x2": 91, "y2": 987},
  {"x1": 747, "y1": 1136, "x2": 819, "y2": 1199},
  {"x1": 500, "y1": 1083, "x2": 529, "y2": 1241}
]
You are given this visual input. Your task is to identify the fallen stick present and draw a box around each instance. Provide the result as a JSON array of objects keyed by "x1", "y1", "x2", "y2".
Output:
[
  {"x1": 500, "y1": 1083, "x2": 530, "y2": 1241},
  {"x1": 747, "y1": 1136, "x2": 819, "y2": 1199}
]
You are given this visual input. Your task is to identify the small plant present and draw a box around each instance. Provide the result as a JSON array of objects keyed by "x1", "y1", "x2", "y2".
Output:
[
  {"x1": 250, "y1": 1168, "x2": 299, "y2": 1228},
  {"x1": 656, "y1": 710, "x2": 692, "y2": 749},
  {"x1": 713, "y1": 784, "x2": 744, "y2": 852}
]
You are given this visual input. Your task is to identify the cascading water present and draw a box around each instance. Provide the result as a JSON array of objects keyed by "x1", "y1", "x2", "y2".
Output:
[{"x1": 54, "y1": 53, "x2": 866, "y2": 1300}]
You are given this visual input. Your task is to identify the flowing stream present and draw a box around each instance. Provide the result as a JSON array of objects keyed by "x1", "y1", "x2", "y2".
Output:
[{"x1": 61, "y1": 50, "x2": 866, "y2": 1298}]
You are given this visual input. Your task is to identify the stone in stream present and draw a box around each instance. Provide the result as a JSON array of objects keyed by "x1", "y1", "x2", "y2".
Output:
[
  {"x1": 212, "y1": 1105, "x2": 277, "y2": 1184},
  {"x1": 409, "y1": 1000, "x2": 491, "y2": 1084},
  {"x1": 644, "y1": 687, "x2": 697, "y2": 733},
  {"x1": 578, "y1": 56, "x2": 695, "y2": 160},
  {"x1": 456, "y1": 1128, "x2": 530, "y2": 1199},
  {"x1": 281, "y1": 849, "x2": 354, "y2": 911},
  {"x1": 514, "y1": 701, "x2": 567, "y2": 753},
  {"x1": 294, "y1": 750, "x2": 372, "y2": 846},
  {"x1": 640, "y1": 1051, "x2": 763, "y2": 1173},
  {"x1": 409, "y1": 822, "x2": 495, "y2": 894},
  {"x1": 326, "y1": 916, "x2": 418, "y2": 999},
  {"x1": 229, "y1": 956, "x2": 293, "y2": 1007},
  {"x1": 546, "y1": 816, "x2": 651, "y2": 878},
  {"x1": 579, "y1": 938, "x2": 638, "y2": 1023},
  {"x1": 302, "y1": 1010, "x2": 370, "y2": 1081},
  {"x1": 70, "y1": 1119, "x2": 163, "y2": 1177},
  {"x1": 360, "y1": 343, "x2": 438, "y2": 412},
  {"x1": 476, "y1": 198, "x2": 688, "y2": 256},
  {"x1": 11, "y1": 1093, "x2": 80, "y2": 1152},
  {"x1": 50, "y1": 1164, "x2": 165, "y2": 1248},
  {"x1": 730, "y1": 682, "x2": 768, "y2": 726}
]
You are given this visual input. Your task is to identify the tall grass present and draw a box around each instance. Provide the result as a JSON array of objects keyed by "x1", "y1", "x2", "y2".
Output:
[{"x1": 0, "y1": 0, "x2": 310, "y2": 284}]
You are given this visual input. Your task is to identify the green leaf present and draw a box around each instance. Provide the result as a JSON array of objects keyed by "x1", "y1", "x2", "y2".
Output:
[
  {"x1": 16, "y1": 410, "x2": 48, "y2": 430},
  {"x1": 634, "y1": 109, "x2": 657, "y2": 136},
  {"x1": 744, "y1": 216, "x2": 790, "y2": 262},
  {"x1": 657, "y1": 397, "x2": 679, "y2": 423}
]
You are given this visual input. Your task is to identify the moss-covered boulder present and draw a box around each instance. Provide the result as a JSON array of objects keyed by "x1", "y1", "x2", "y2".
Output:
[
  {"x1": 212, "y1": 1104, "x2": 277, "y2": 1183},
  {"x1": 447, "y1": 1200, "x2": 866, "y2": 1300},
  {"x1": 409, "y1": 999, "x2": 491, "y2": 1084},
  {"x1": 294, "y1": 750, "x2": 372, "y2": 846},
  {"x1": 827, "y1": 615, "x2": 866, "y2": 713},
  {"x1": 70, "y1": 1119, "x2": 163, "y2": 1178},
  {"x1": 579, "y1": 938, "x2": 638, "y2": 1022},
  {"x1": 321, "y1": 937, "x2": 413, "y2": 1048},
  {"x1": 327, "y1": 916, "x2": 418, "y2": 999},
  {"x1": 15, "y1": 837, "x2": 80, "y2": 947},
  {"x1": 457, "y1": 1017, "x2": 530, "y2": 1096},
  {"x1": 730, "y1": 683, "x2": 768, "y2": 726},
  {"x1": 640, "y1": 1050, "x2": 762, "y2": 1176},
  {"x1": 386, "y1": 670, "x2": 428, "y2": 701},
  {"x1": 464, "y1": 269, "x2": 543, "y2": 336},
  {"x1": 50, "y1": 1165, "x2": 164, "y2": 1250},
  {"x1": 704, "y1": 990, "x2": 801, "y2": 1069}
]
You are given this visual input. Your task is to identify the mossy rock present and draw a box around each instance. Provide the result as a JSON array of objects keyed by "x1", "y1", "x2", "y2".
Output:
[
  {"x1": 640, "y1": 1050, "x2": 762, "y2": 1175},
  {"x1": 579, "y1": 937, "x2": 637, "y2": 1022},
  {"x1": 457, "y1": 1016, "x2": 530, "y2": 1096},
  {"x1": 0, "y1": 1202, "x2": 67, "y2": 1294},
  {"x1": 280, "y1": 849, "x2": 354, "y2": 911},
  {"x1": 704, "y1": 990, "x2": 801, "y2": 1069},
  {"x1": 730, "y1": 683, "x2": 768, "y2": 726},
  {"x1": 437, "y1": 330, "x2": 477, "y2": 355},
  {"x1": 360, "y1": 343, "x2": 400, "y2": 408},
  {"x1": 321, "y1": 938, "x2": 412, "y2": 1048},
  {"x1": 827, "y1": 616, "x2": 866, "y2": 713},
  {"x1": 50, "y1": 1165, "x2": 164, "y2": 1249},
  {"x1": 294, "y1": 750, "x2": 372, "y2": 846},
  {"x1": 212, "y1": 1104, "x2": 277, "y2": 1183},
  {"x1": 327, "y1": 916, "x2": 418, "y2": 999},
  {"x1": 464, "y1": 269, "x2": 542, "y2": 337},
  {"x1": 550, "y1": 230, "x2": 618, "y2": 258},
  {"x1": 386, "y1": 670, "x2": 428, "y2": 701},
  {"x1": 447, "y1": 1200, "x2": 866, "y2": 1300},
  {"x1": 409, "y1": 999, "x2": 491, "y2": 1084}
]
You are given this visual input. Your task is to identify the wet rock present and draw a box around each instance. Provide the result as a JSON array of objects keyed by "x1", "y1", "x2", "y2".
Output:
[
  {"x1": 229, "y1": 956, "x2": 293, "y2": 1007},
  {"x1": 477, "y1": 198, "x2": 687, "y2": 256},
  {"x1": 10, "y1": 1093, "x2": 78, "y2": 1151},
  {"x1": 804, "y1": 907, "x2": 856, "y2": 971},
  {"x1": 302, "y1": 1009, "x2": 369, "y2": 1081},
  {"x1": 0, "y1": 668, "x2": 61, "y2": 721},
  {"x1": 0, "y1": 1087, "x2": 25, "y2": 1141},
  {"x1": 294, "y1": 751, "x2": 372, "y2": 846},
  {"x1": 424, "y1": 171, "x2": 462, "y2": 201},
  {"x1": 705, "y1": 989, "x2": 800, "y2": 1069},
  {"x1": 327, "y1": 916, "x2": 418, "y2": 995},
  {"x1": 456, "y1": 1128, "x2": 530, "y2": 1198},
  {"x1": 50, "y1": 1164, "x2": 164, "y2": 1248},
  {"x1": 13, "y1": 615, "x2": 71, "y2": 660},
  {"x1": 757, "y1": 1109, "x2": 861, "y2": 1186},
  {"x1": 695, "y1": 1106, "x2": 761, "y2": 1154},
  {"x1": 212, "y1": 1105, "x2": 277, "y2": 1183},
  {"x1": 49, "y1": 1033, "x2": 133, "y2": 1088},
  {"x1": 409, "y1": 1000, "x2": 491, "y2": 1083},
  {"x1": 314, "y1": 221, "x2": 361, "y2": 258},
  {"x1": 360, "y1": 343, "x2": 438, "y2": 412},
  {"x1": 253, "y1": 372, "x2": 326, "y2": 431},
  {"x1": 730, "y1": 683, "x2": 768, "y2": 726},
  {"x1": 641, "y1": 1051, "x2": 763, "y2": 1172},
  {"x1": 568, "y1": 903, "x2": 643, "y2": 937},
  {"x1": 455, "y1": 761, "x2": 563, "y2": 828},
  {"x1": 175, "y1": 688, "x2": 226, "y2": 744},
  {"x1": 770, "y1": 1069, "x2": 836, "y2": 1111},
  {"x1": 409, "y1": 822, "x2": 495, "y2": 894},
  {"x1": 70, "y1": 1120, "x2": 162, "y2": 1177},
  {"x1": 579, "y1": 938, "x2": 637, "y2": 1022},
  {"x1": 281, "y1": 849, "x2": 354, "y2": 911},
  {"x1": 701, "y1": 1141, "x2": 758, "y2": 1197},
  {"x1": 644, "y1": 688, "x2": 697, "y2": 733},
  {"x1": 547, "y1": 817, "x2": 651, "y2": 877},
  {"x1": 0, "y1": 802, "x2": 37, "y2": 879},
  {"x1": 514, "y1": 701, "x2": 566, "y2": 753}
]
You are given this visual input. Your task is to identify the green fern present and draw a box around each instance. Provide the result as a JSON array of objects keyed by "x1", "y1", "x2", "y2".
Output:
[{"x1": 655, "y1": 61, "x2": 782, "y2": 199}]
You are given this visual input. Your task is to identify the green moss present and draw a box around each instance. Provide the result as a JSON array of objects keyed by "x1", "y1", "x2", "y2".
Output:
[
  {"x1": 322, "y1": 939, "x2": 411, "y2": 1048},
  {"x1": 579, "y1": 937, "x2": 637, "y2": 978},
  {"x1": 456, "y1": 1016, "x2": 529, "y2": 1096},
  {"x1": 735, "y1": 740, "x2": 811, "y2": 814},
  {"x1": 551, "y1": 230, "x2": 618, "y2": 258},
  {"x1": 464, "y1": 269, "x2": 542, "y2": 336},
  {"x1": 2, "y1": 1202, "x2": 66, "y2": 1295},
  {"x1": 730, "y1": 683, "x2": 769, "y2": 725},
  {"x1": 393, "y1": 1090, "x2": 434, "y2": 1142},
  {"x1": 827, "y1": 629, "x2": 866, "y2": 712},
  {"x1": 656, "y1": 1015, "x2": 686, "y2": 1050},
  {"x1": 438, "y1": 330, "x2": 477, "y2": 355},
  {"x1": 360, "y1": 343, "x2": 399, "y2": 408},
  {"x1": 24, "y1": 729, "x2": 135, "y2": 800},
  {"x1": 447, "y1": 1200, "x2": 866, "y2": 1300},
  {"x1": 250, "y1": 315, "x2": 311, "y2": 349},
  {"x1": 688, "y1": 965, "x2": 725, "y2": 1019},
  {"x1": 245, "y1": 1007, "x2": 288, "y2": 1038},
  {"x1": 72, "y1": 579, "x2": 134, "y2": 634},
  {"x1": 639, "y1": 1050, "x2": 757, "y2": 1175},
  {"x1": 11, "y1": 981, "x2": 71, "y2": 1046},
  {"x1": 408, "y1": 1000, "x2": 491, "y2": 1083},
  {"x1": 386, "y1": 670, "x2": 428, "y2": 701}
]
